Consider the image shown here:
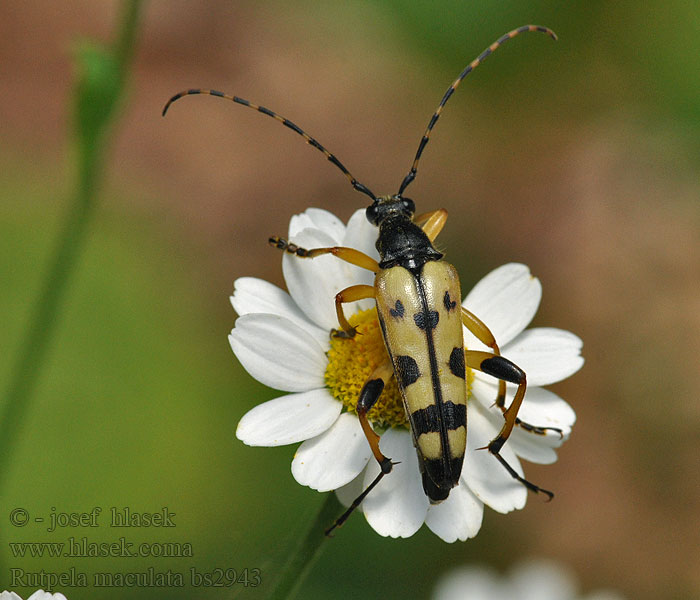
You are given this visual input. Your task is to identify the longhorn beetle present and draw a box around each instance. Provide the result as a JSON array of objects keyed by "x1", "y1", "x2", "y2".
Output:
[{"x1": 164, "y1": 25, "x2": 562, "y2": 535}]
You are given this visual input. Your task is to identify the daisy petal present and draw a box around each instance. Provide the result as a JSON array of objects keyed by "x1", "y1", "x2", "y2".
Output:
[
  {"x1": 289, "y1": 207, "x2": 345, "y2": 241},
  {"x1": 463, "y1": 264, "x2": 542, "y2": 347},
  {"x1": 471, "y1": 380, "x2": 576, "y2": 433},
  {"x1": 502, "y1": 328, "x2": 584, "y2": 386},
  {"x1": 230, "y1": 277, "x2": 328, "y2": 346},
  {"x1": 426, "y1": 480, "x2": 484, "y2": 542},
  {"x1": 463, "y1": 403, "x2": 527, "y2": 513},
  {"x1": 343, "y1": 208, "x2": 381, "y2": 261},
  {"x1": 335, "y1": 469, "x2": 366, "y2": 508},
  {"x1": 291, "y1": 413, "x2": 372, "y2": 492},
  {"x1": 515, "y1": 386, "x2": 576, "y2": 431},
  {"x1": 27, "y1": 592, "x2": 69, "y2": 600},
  {"x1": 432, "y1": 567, "x2": 500, "y2": 600},
  {"x1": 236, "y1": 388, "x2": 341, "y2": 446},
  {"x1": 510, "y1": 559, "x2": 578, "y2": 600},
  {"x1": 362, "y1": 428, "x2": 429, "y2": 538},
  {"x1": 283, "y1": 228, "x2": 370, "y2": 329},
  {"x1": 228, "y1": 314, "x2": 326, "y2": 391},
  {"x1": 508, "y1": 428, "x2": 559, "y2": 464}
]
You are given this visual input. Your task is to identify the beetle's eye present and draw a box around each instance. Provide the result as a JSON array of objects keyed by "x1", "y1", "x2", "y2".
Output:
[
  {"x1": 402, "y1": 198, "x2": 415, "y2": 215},
  {"x1": 366, "y1": 204, "x2": 380, "y2": 225}
]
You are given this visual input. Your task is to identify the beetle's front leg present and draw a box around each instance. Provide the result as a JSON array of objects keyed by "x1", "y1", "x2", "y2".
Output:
[
  {"x1": 269, "y1": 236, "x2": 378, "y2": 338},
  {"x1": 331, "y1": 284, "x2": 375, "y2": 338},
  {"x1": 465, "y1": 350, "x2": 553, "y2": 499},
  {"x1": 269, "y1": 237, "x2": 380, "y2": 272},
  {"x1": 326, "y1": 360, "x2": 396, "y2": 536}
]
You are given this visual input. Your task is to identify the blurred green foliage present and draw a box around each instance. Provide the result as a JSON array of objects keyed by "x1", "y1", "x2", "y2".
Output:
[{"x1": 1, "y1": 1, "x2": 698, "y2": 599}]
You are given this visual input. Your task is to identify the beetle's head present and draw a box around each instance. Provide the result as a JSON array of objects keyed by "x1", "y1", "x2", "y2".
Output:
[{"x1": 366, "y1": 194, "x2": 415, "y2": 226}]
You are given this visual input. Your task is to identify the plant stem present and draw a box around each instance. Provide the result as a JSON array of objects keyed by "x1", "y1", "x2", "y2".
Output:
[
  {"x1": 0, "y1": 0, "x2": 144, "y2": 492},
  {"x1": 263, "y1": 493, "x2": 343, "y2": 600}
]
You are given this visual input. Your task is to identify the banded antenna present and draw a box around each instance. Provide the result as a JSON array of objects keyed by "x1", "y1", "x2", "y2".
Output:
[
  {"x1": 162, "y1": 89, "x2": 377, "y2": 201},
  {"x1": 397, "y1": 24, "x2": 557, "y2": 196}
]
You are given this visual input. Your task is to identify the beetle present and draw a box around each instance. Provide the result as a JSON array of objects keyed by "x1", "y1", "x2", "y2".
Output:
[{"x1": 164, "y1": 24, "x2": 562, "y2": 535}]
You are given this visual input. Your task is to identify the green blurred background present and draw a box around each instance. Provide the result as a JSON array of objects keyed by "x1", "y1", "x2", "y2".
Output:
[{"x1": 1, "y1": 1, "x2": 698, "y2": 598}]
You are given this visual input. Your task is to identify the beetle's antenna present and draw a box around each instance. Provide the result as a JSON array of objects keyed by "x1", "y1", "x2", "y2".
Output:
[
  {"x1": 397, "y1": 25, "x2": 557, "y2": 196},
  {"x1": 163, "y1": 89, "x2": 377, "y2": 201}
]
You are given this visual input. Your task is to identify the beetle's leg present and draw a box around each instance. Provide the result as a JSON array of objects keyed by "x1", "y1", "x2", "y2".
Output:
[
  {"x1": 269, "y1": 237, "x2": 379, "y2": 272},
  {"x1": 461, "y1": 307, "x2": 562, "y2": 437},
  {"x1": 465, "y1": 350, "x2": 553, "y2": 499},
  {"x1": 415, "y1": 209, "x2": 448, "y2": 242},
  {"x1": 462, "y1": 307, "x2": 506, "y2": 407},
  {"x1": 331, "y1": 284, "x2": 375, "y2": 338},
  {"x1": 326, "y1": 360, "x2": 396, "y2": 536}
]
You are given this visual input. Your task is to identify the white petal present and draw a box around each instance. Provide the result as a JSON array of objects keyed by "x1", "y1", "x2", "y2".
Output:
[
  {"x1": 288, "y1": 207, "x2": 345, "y2": 241},
  {"x1": 0, "y1": 593, "x2": 23, "y2": 600},
  {"x1": 432, "y1": 567, "x2": 501, "y2": 600},
  {"x1": 471, "y1": 380, "x2": 576, "y2": 434},
  {"x1": 236, "y1": 389, "x2": 341, "y2": 446},
  {"x1": 291, "y1": 413, "x2": 372, "y2": 491},
  {"x1": 283, "y1": 228, "x2": 369, "y2": 330},
  {"x1": 425, "y1": 480, "x2": 484, "y2": 542},
  {"x1": 469, "y1": 381, "x2": 572, "y2": 464},
  {"x1": 463, "y1": 263, "x2": 542, "y2": 347},
  {"x1": 340, "y1": 209, "x2": 380, "y2": 311},
  {"x1": 502, "y1": 328, "x2": 584, "y2": 386},
  {"x1": 228, "y1": 314, "x2": 326, "y2": 391},
  {"x1": 27, "y1": 593, "x2": 68, "y2": 600},
  {"x1": 230, "y1": 277, "x2": 328, "y2": 347},
  {"x1": 343, "y1": 208, "x2": 380, "y2": 261},
  {"x1": 508, "y1": 428, "x2": 559, "y2": 464},
  {"x1": 509, "y1": 559, "x2": 577, "y2": 600},
  {"x1": 463, "y1": 402, "x2": 527, "y2": 513},
  {"x1": 516, "y1": 386, "x2": 576, "y2": 431},
  {"x1": 362, "y1": 428, "x2": 429, "y2": 538},
  {"x1": 335, "y1": 469, "x2": 366, "y2": 508}
]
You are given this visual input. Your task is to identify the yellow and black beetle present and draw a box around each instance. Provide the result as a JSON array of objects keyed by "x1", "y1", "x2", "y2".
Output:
[{"x1": 164, "y1": 25, "x2": 562, "y2": 534}]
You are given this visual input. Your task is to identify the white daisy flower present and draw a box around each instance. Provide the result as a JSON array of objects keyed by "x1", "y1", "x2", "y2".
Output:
[
  {"x1": 0, "y1": 591, "x2": 68, "y2": 600},
  {"x1": 433, "y1": 559, "x2": 626, "y2": 600},
  {"x1": 231, "y1": 207, "x2": 583, "y2": 541}
]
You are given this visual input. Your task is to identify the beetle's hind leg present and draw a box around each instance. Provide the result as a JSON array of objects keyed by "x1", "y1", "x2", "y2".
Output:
[
  {"x1": 465, "y1": 350, "x2": 553, "y2": 499},
  {"x1": 326, "y1": 361, "x2": 396, "y2": 536},
  {"x1": 461, "y1": 307, "x2": 561, "y2": 437}
]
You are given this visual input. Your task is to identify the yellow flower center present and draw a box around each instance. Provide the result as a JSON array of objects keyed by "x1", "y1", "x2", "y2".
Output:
[{"x1": 324, "y1": 308, "x2": 473, "y2": 429}]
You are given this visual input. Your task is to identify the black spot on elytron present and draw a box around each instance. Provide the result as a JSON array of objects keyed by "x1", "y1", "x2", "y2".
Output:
[
  {"x1": 389, "y1": 299, "x2": 405, "y2": 319},
  {"x1": 411, "y1": 401, "x2": 466, "y2": 435},
  {"x1": 449, "y1": 346, "x2": 465, "y2": 380},
  {"x1": 394, "y1": 355, "x2": 420, "y2": 388},
  {"x1": 443, "y1": 290, "x2": 457, "y2": 312},
  {"x1": 414, "y1": 310, "x2": 439, "y2": 330}
]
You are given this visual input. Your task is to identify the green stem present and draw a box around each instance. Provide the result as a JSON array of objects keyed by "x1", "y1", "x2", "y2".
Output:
[
  {"x1": 0, "y1": 0, "x2": 143, "y2": 492},
  {"x1": 264, "y1": 493, "x2": 343, "y2": 600}
]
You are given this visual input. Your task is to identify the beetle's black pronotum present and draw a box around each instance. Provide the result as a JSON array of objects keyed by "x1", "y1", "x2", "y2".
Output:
[{"x1": 164, "y1": 24, "x2": 563, "y2": 535}]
